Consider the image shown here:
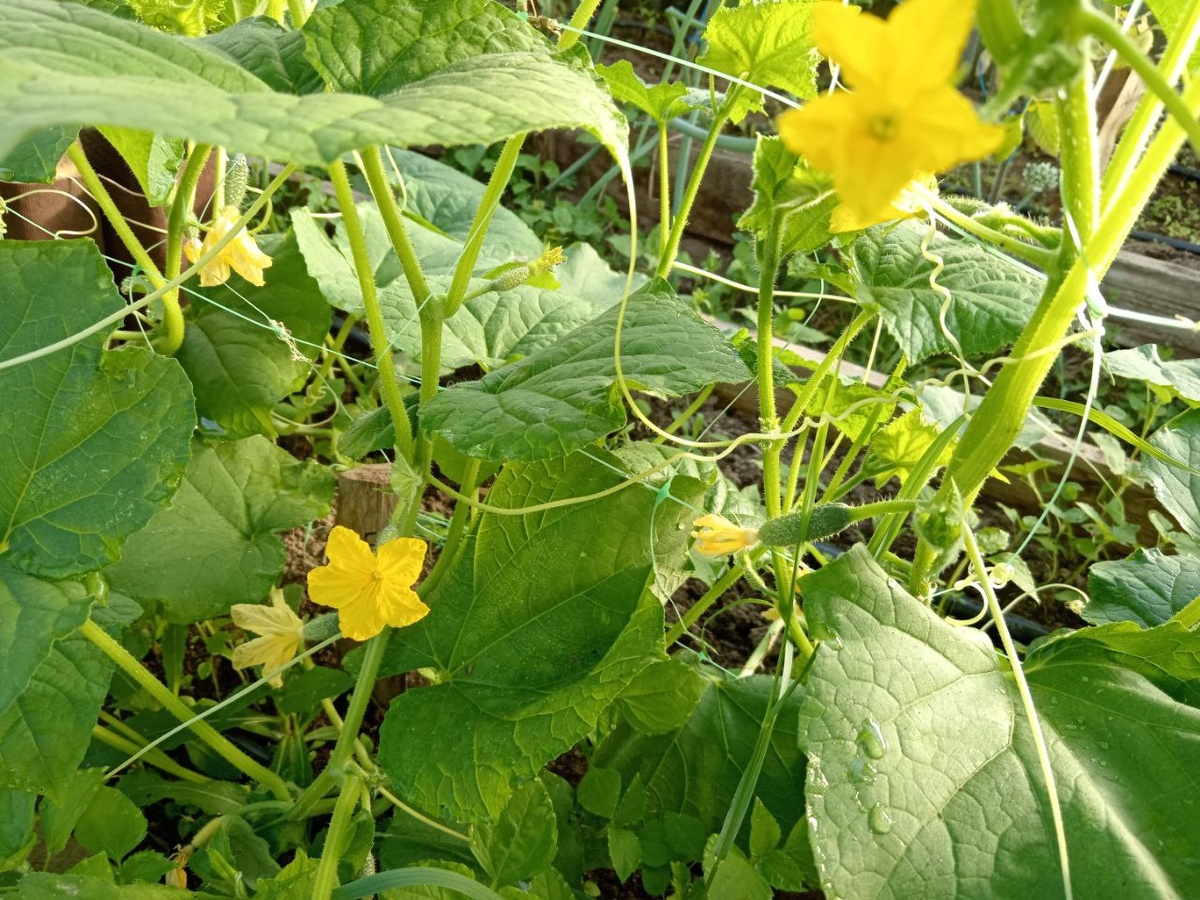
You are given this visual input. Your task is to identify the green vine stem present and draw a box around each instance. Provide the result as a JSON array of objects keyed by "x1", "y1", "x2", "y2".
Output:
[
  {"x1": 756, "y1": 227, "x2": 784, "y2": 517},
  {"x1": 1078, "y1": 5, "x2": 1200, "y2": 160},
  {"x1": 358, "y1": 145, "x2": 442, "y2": 530},
  {"x1": 444, "y1": 135, "x2": 526, "y2": 318},
  {"x1": 656, "y1": 383, "x2": 714, "y2": 440},
  {"x1": 287, "y1": 0, "x2": 310, "y2": 27},
  {"x1": 913, "y1": 71, "x2": 1200, "y2": 590},
  {"x1": 81, "y1": 619, "x2": 290, "y2": 800},
  {"x1": 704, "y1": 645, "x2": 797, "y2": 891},
  {"x1": 65, "y1": 141, "x2": 175, "y2": 341},
  {"x1": 780, "y1": 309, "x2": 875, "y2": 435},
  {"x1": 290, "y1": 631, "x2": 390, "y2": 820},
  {"x1": 313, "y1": 771, "x2": 363, "y2": 900},
  {"x1": 1056, "y1": 68, "x2": 1099, "y2": 245},
  {"x1": 920, "y1": 189, "x2": 1057, "y2": 270},
  {"x1": 159, "y1": 143, "x2": 213, "y2": 355},
  {"x1": 657, "y1": 124, "x2": 672, "y2": 259},
  {"x1": 419, "y1": 458, "x2": 482, "y2": 599},
  {"x1": 961, "y1": 522, "x2": 1072, "y2": 900},
  {"x1": 663, "y1": 562, "x2": 745, "y2": 646},
  {"x1": 1101, "y1": 0, "x2": 1200, "y2": 204},
  {"x1": 328, "y1": 159, "x2": 416, "y2": 463},
  {"x1": 654, "y1": 87, "x2": 742, "y2": 279},
  {"x1": 91, "y1": 724, "x2": 208, "y2": 783},
  {"x1": 441, "y1": 0, "x2": 604, "y2": 318},
  {"x1": 65, "y1": 142, "x2": 164, "y2": 288}
]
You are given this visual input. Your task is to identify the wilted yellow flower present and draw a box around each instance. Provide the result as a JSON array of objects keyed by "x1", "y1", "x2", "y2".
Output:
[
  {"x1": 691, "y1": 514, "x2": 760, "y2": 556},
  {"x1": 230, "y1": 589, "x2": 305, "y2": 688},
  {"x1": 777, "y1": 0, "x2": 1005, "y2": 228},
  {"x1": 184, "y1": 205, "x2": 272, "y2": 287},
  {"x1": 307, "y1": 526, "x2": 429, "y2": 641}
]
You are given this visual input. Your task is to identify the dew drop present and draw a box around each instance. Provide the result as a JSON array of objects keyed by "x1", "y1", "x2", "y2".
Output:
[
  {"x1": 867, "y1": 804, "x2": 893, "y2": 835},
  {"x1": 856, "y1": 720, "x2": 887, "y2": 760},
  {"x1": 848, "y1": 758, "x2": 877, "y2": 785},
  {"x1": 1098, "y1": 741, "x2": 1110, "y2": 750},
  {"x1": 0, "y1": 168, "x2": 14, "y2": 181}
]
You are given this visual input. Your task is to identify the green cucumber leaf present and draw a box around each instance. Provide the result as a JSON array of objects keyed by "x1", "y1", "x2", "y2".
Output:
[
  {"x1": 0, "y1": 239, "x2": 194, "y2": 579},
  {"x1": 74, "y1": 785, "x2": 147, "y2": 862},
  {"x1": 596, "y1": 60, "x2": 693, "y2": 123},
  {"x1": 802, "y1": 545, "x2": 1200, "y2": 900},
  {"x1": 201, "y1": 17, "x2": 323, "y2": 95},
  {"x1": 0, "y1": 125, "x2": 76, "y2": 182},
  {"x1": 104, "y1": 436, "x2": 333, "y2": 624},
  {"x1": 861, "y1": 408, "x2": 955, "y2": 489},
  {"x1": 698, "y1": 0, "x2": 820, "y2": 122},
  {"x1": 470, "y1": 779, "x2": 557, "y2": 885},
  {"x1": 0, "y1": 0, "x2": 627, "y2": 167},
  {"x1": 96, "y1": 128, "x2": 183, "y2": 207},
  {"x1": 614, "y1": 656, "x2": 708, "y2": 734},
  {"x1": 292, "y1": 203, "x2": 623, "y2": 371},
  {"x1": 1146, "y1": 410, "x2": 1200, "y2": 535},
  {"x1": 1086, "y1": 547, "x2": 1200, "y2": 628},
  {"x1": 176, "y1": 232, "x2": 332, "y2": 438},
  {"x1": 0, "y1": 629, "x2": 115, "y2": 799},
  {"x1": 738, "y1": 136, "x2": 834, "y2": 257},
  {"x1": 422, "y1": 279, "x2": 750, "y2": 461},
  {"x1": 0, "y1": 563, "x2": 92, "y2": 717},
  {"x1": 0, "y1": 788, "x2": 36, "y2": 871},
  {"x1": 376, "y1": 449, "x2": 702, "y2": 822},
  {"x1": 1104, "y1": 344, "x2": 1200, "y2": 406},
  {"x1": 852, "y1": 223, "x2": 1044, "y2": 363},
  {"x1": 593, "y1": 660, "x2": 807, "y2": 842},
  {"x1": 304, "y1": 0, "x2": 548, "y2": 96}
]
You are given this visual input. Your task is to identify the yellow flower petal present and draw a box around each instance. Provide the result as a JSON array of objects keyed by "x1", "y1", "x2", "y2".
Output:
[
  {"x1": 888, "y1": 0, "x2": 979, "y2": 86},
  {"x1": 691, "y1": 513, "x2": 760, "y2": 556},
  {"x1": 811, "y1": 3, "x2": 886, "y2": 91},
  {"x1": 229, "y1": 590, "x2": 305, "y2": 687},
  {"x1": 778, "y1": 0, "x2": 1004, "y2": 229},
  {"x1": 307, "y1": 525, "x2": 429, "y2": 641},
  {"x1": 187, "y1": 206, "x2": 272, "y2": 288}
]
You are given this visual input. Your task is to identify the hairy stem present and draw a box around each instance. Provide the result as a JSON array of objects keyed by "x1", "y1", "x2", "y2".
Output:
[
  {"x1": 328, "y1": 159, "x2": 415, "y2": 463},
  {"x1": 82, "y1": 620, "x2": 290, "y2": 800}
]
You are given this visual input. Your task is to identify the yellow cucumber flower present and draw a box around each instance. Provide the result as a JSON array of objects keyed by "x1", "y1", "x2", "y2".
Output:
[
  {"x1": 691, "y1": 514, "x2": 760, "y2": 556},
  {"x1": 777, "y1": 0, "x2": 1005, "y2": 229},
  {"x1": 184, "y1": 205, "x2": 272, "y2": 287},
  {"x1": 230, "y1": 589, "x2": 306, "y2": 688},
  {"x1": 307, "y1": 526, "x2": 429, "y2": 642}
]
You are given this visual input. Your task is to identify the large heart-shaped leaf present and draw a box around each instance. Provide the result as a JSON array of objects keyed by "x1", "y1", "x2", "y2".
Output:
[
  {"x1": 422, "y1": 280, "x2": 751, "y2": 461},
  {"x1": 376, "y1": 449, "x2": 702, "y2": 822},
  {"x1": 802, "y1": 546, "x2": 1200, "y2": 899},
  {"x1": 853, "y1": 223, "x2": 1044, "y2": 362},
  {"x1": 0, "y1": 239, "x2": 194, "y2": 579},
  {"x1": 104, "y1": 437, "x2": 334, "y2": 624},
  {"x1": 0, "y1": 0, "x2": 627, "y2": 166}
]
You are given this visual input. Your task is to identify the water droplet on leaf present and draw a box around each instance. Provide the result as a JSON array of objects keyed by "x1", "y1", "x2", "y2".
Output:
[
  {"x1": 856, "y1": 720, "x2": 887, "y2": 760},
  {"x1": 868, "y1": 804, "x2": 893, "y2": 835}
]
